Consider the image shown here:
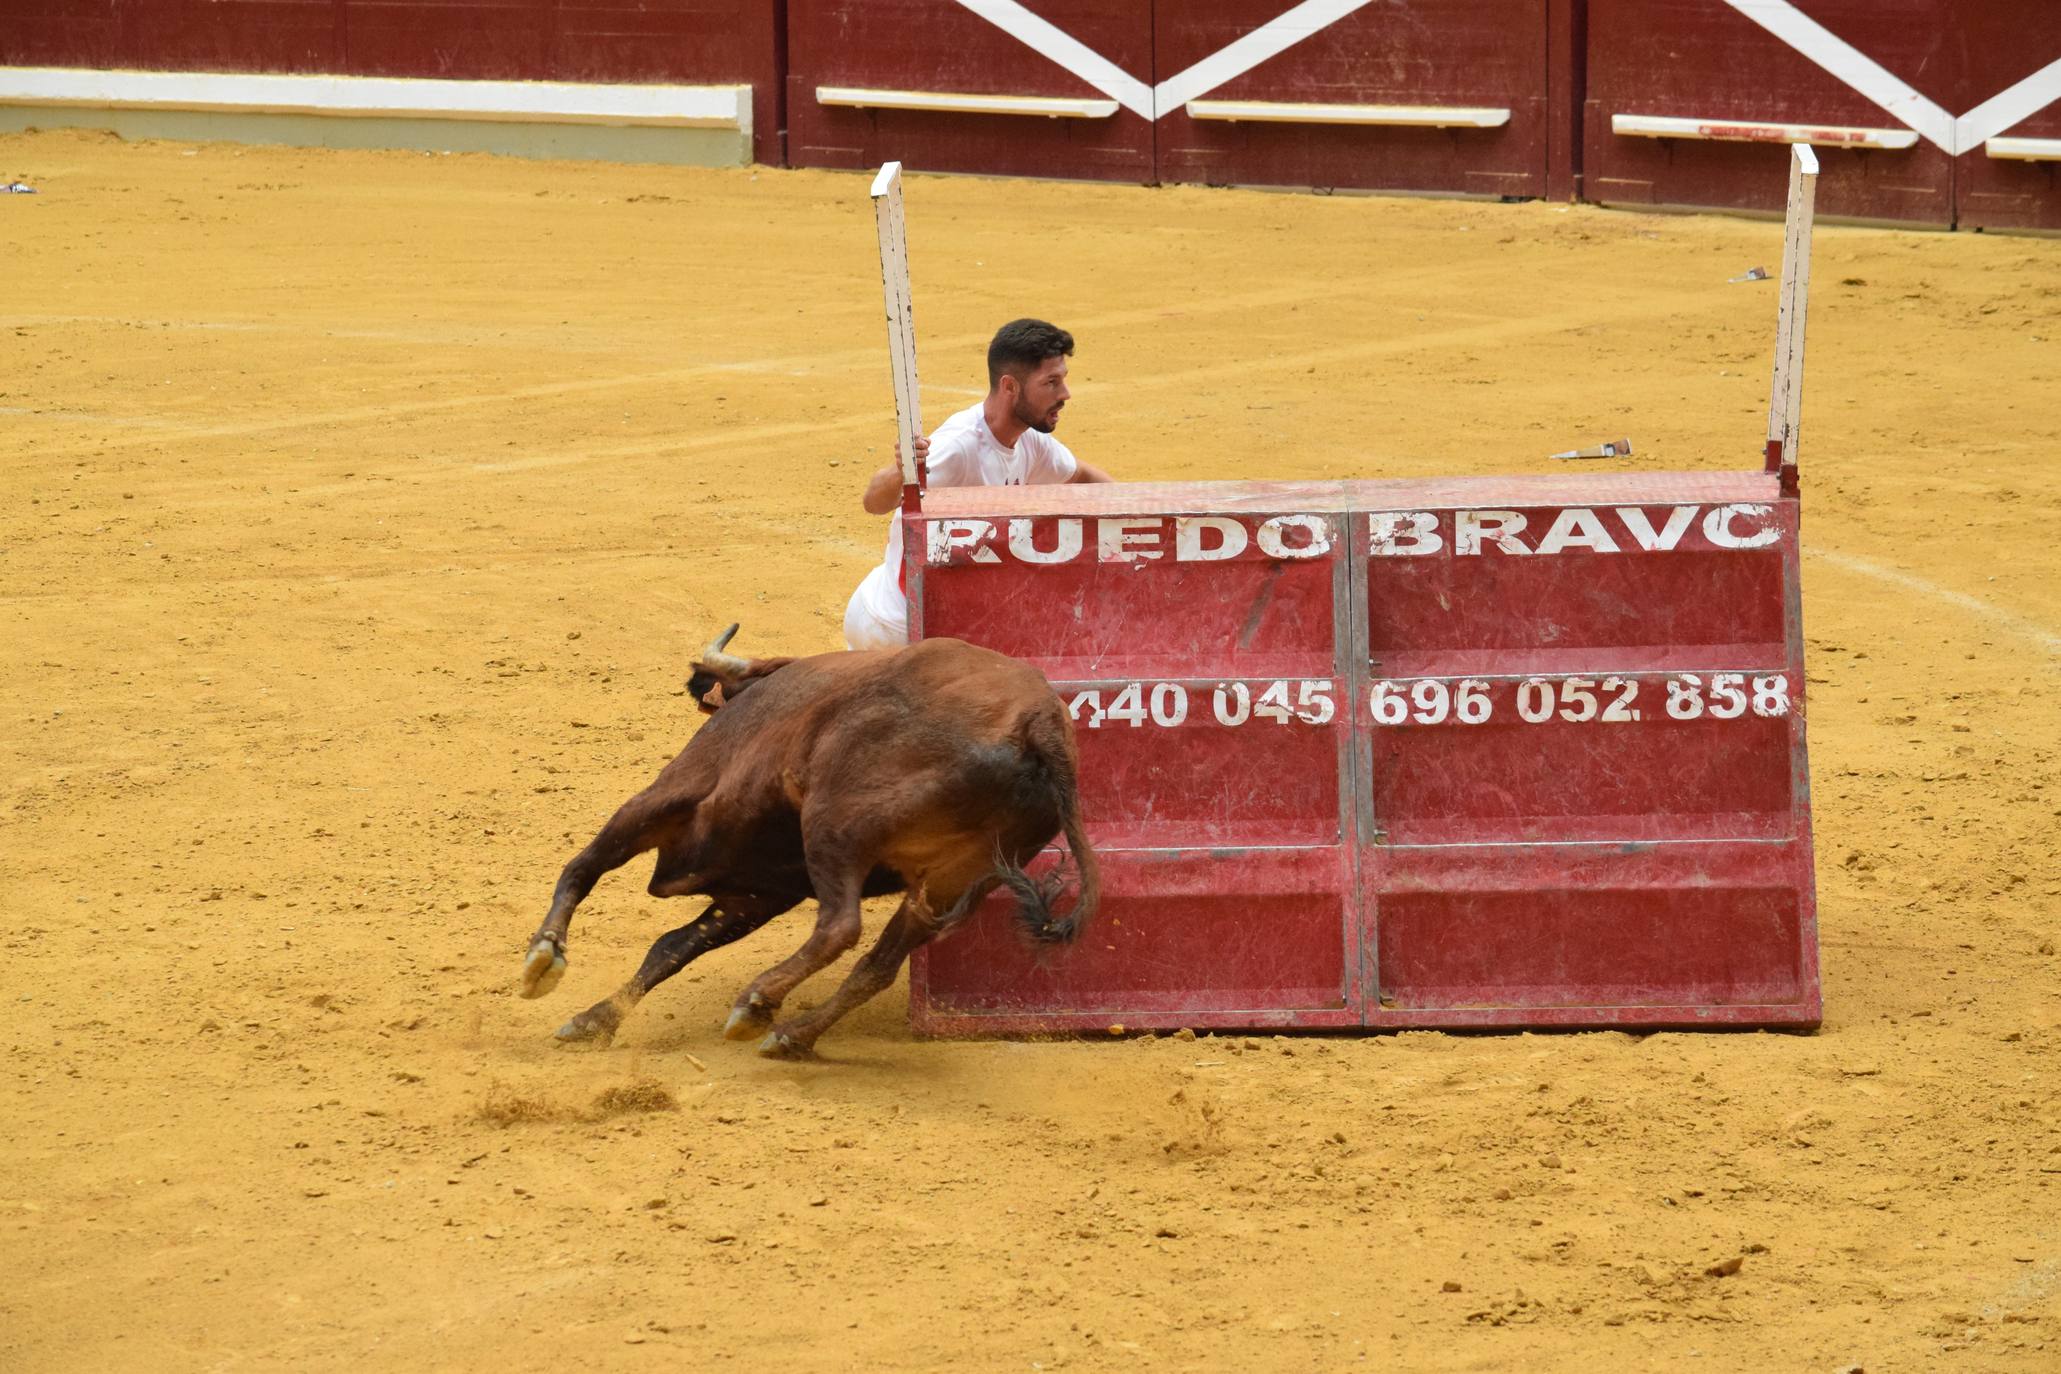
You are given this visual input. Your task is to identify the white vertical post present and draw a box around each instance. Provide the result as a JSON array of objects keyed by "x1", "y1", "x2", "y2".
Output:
[
  {"x1": 1765, "y1": 143, "x2": 1818, "y2": 482},
  {"x1": 870, "y1": 161, "x2": 924, "y2": 510}
]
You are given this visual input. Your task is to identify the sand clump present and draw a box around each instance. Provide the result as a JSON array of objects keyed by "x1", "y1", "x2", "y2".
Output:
[{"x1": 475, "y1": 1076, "x2": 678, "y2": 1126}]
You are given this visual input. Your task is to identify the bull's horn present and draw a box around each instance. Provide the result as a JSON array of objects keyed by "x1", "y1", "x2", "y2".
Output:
[{"x1": 701, "y1": 622, "x2": 749, "y2": 672}]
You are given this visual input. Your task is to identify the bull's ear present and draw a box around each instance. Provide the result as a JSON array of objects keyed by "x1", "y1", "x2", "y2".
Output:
[{"x1": 685, "y1": 665, "x2": 728, "y2": 714}]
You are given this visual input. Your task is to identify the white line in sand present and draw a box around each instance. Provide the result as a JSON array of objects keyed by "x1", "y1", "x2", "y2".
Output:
[{"x1": 1806, "y1": 548, "x2": 2061, "y2": 659}]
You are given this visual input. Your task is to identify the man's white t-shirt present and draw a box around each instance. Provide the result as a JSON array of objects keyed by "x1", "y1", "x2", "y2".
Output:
[{"x1": 844, "y1": 402, "x2": 1080, "y2": 647}]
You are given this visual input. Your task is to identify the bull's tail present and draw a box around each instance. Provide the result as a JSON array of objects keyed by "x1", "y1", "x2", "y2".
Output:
[{"x1": 996, "y1": 710, "x2": 1101, "y2": 946}]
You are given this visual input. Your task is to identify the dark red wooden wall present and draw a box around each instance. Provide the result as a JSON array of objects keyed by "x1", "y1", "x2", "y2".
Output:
[
  {"x1": 1151, "y1": 0, "x2": 1550, "y2": 197},
  {"x1": 4, "y1": 1, "x2": 2057, "y2": 226},
  {"x1": 1951, "y1": 3, "x2": 2061, "y2": 231},
  {"x1": 0, "y1": 0, "x2": 786, "y2": 164},
  {"x1": 786, "y1": 1, "x2": 1154, "y2": 181},
  {"x1": 1585, "y1": 0, "x2": 1955, "y2": 225}
]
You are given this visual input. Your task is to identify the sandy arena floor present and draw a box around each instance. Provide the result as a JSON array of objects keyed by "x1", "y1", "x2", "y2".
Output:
[{"x1": 2, "y1": 128, "x2": 2057, "y2": 1372}]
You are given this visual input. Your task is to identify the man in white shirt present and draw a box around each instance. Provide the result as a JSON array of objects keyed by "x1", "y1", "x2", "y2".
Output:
[{"x1": 844, "y1": 319, "x2": 1114, "y2": 650}]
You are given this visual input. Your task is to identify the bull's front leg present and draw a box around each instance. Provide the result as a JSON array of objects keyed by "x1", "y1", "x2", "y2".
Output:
[
  {"x1": 723, "y1": 869, "x2": 866, "y2": 1046},
  {"x1": 555, "y1": 899, "x2": 782, "y2": 1048},
  {"x1": 520, "y1": 902, "x2": 574, "y2": 999},
  {"x1": 522, "y1": 801, "x2": 668, "y2": 998}
]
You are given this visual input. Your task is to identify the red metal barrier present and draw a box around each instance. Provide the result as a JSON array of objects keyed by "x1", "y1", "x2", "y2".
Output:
[
  {"x1": 895, "y1": 145, "x2": 1822, "y2": 1038},
  {"x1": 910, "y1": 489, "x2": 1362, "y2": 1031},
  {"x1": 785, "y1": 0, "x2": 1155, "y2": 181},
  {"x1": 905, "y1": 474, "x2": 1820, "y2": 1033},
  {"x1": 1153, "y1": 0, "x2": 1551, "y2": 196},
  {"x1": 1354, "y1": 473, "x2": 1816, "y2": 1027},
  {"x1": 1583, "y1": 0, "x2": 1956, "y2": 224}
]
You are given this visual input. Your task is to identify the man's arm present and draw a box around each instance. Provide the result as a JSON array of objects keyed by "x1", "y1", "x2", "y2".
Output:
[
  {"x1": 1069, "y1": 461, "x2": 1115, "y2": 484},
  {"x1": 861, "y1": 434, "x2": 932, "y2": 515},
  {"x1": 861, "y1": 465, "x2": 903, "y2": 515}
]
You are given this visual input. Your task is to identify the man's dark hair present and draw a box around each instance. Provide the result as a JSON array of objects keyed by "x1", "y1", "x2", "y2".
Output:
[{"x1": 987, "y1": 318, "x2": 1074, "y2": 388}]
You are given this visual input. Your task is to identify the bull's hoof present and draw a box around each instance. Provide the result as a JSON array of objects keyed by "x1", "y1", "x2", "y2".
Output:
[
  {"x1": 553, "y1": 1005, "x2": 618, "y2": 1048},
  {"x1": 520, "y1": 938, "x2": 566, "y2": 999},
  {"x1": 756, "y1": 1030, "x2": 817, "y2": 1060},
  {"x1": 722, "y1": 997, "x2": 774, "y2": 1041}
]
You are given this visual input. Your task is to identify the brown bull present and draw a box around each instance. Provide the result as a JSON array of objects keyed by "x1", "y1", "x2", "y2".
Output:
[{"x1": 519, "y1": 627, "x2": 1099, "y2": 1057}]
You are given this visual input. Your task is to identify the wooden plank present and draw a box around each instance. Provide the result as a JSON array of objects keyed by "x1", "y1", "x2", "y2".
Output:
[
  {"x1": 1183, "y1": 99, "x2": 1510, "y2": 127},
  {"x1": 1766, "y1": 144, "x2": 1818, "y2": 476},
  {"x1": 818, "y1": 85, "x2": 1117, "y2": 118},
  {"x1": 0, "y1": 65, "x2": 751, "y2": 128},
  {"x1": 869, "y1": 162, "x2": 924, "y2": 502},
  {"x1": 1986, "y1": 135, "x2": 2061, "y2": 160},
  {"x1": 1612, "y1": 112, "x2": 1917, "y2": 149}
]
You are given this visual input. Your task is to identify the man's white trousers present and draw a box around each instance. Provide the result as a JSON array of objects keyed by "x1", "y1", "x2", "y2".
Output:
[{"x1": 842, "y1": 563, "x2": 909, "y2": 651}]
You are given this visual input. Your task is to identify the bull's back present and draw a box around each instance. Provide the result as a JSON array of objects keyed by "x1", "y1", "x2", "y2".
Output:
[
  {"x1": 657, "y1": 639, "x2": 1069, "y2": 804},
  {"x1": 867, "y1": 641, "x2": 1076, "y2": 823},
  {"x1": 726, "y1": 639, "x2": 1059, "y2": 742},
  {"x1": 888, "y1": 638, "x2": 1065, "y2": 735}
]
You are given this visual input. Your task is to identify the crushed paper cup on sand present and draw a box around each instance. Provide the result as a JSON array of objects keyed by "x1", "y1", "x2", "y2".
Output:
[{"x1": 1728, "y1": 265, "x2": 1770, "y2": 283}]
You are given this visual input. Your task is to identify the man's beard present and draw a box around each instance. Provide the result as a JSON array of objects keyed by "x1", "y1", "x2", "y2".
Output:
[{"x1": 1016, "y1": 397, "x2": 1060, "y2": 434}]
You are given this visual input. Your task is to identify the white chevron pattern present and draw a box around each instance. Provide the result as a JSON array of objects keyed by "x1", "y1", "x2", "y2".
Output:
[
  {"x1": 1724, "y1": 0, "x2": 2061, "y2": 155},
  {"x1": 951, "y1": 0, "x2": 1375, "y2": 122},
  {"x1": 949, "y1": 0, "x2": 2061, "y2": 151}
]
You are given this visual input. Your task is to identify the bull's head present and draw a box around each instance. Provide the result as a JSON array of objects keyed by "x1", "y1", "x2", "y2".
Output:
[
  {"x1": 685, "y1": 623, "x2": 795, "y2": 714},
  {"x1": 686, "y1": 623, "x2": 750, "y2": 713}
]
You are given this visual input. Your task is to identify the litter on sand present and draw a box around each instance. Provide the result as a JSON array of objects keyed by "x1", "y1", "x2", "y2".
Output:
[
  {"x1": 2, "y1": 183, "x2": 37, "y2": 194},
  {"x1": 1550, "y1": 438, "x2": 1634, "y2": 460},
  {"x1": 1728, "y1": 265, "x2": 1770, "y2": 283}
]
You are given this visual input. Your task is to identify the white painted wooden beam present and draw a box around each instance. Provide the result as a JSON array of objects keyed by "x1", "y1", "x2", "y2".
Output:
[
  {"x1": 1183, "y1": 99, "x2": 1509, "y2": 128},
  {"x1": 869, "y1": 163, "x2": 924, "y2": 503},
  {"x1": 1985, "y1": 135, "x2": 2061, "y2": 161},
  {"x1": 818, "y1": 86, "x2": 1116, "y2": 119},
  {"x1": 1766, "y1": 145, "x2": 1819, "y2": 477},
  {"x1": 1613, "y1": 112, "x2": 1916, "y2": 150},
  {"x1": 0, "y1": 66, "x2": 749, "y2": 129}
]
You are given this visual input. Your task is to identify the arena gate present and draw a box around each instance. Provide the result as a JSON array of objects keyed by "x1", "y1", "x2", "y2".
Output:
[{"x1": 874, "y1": 149, "x2": 1825, "y2": 1034}]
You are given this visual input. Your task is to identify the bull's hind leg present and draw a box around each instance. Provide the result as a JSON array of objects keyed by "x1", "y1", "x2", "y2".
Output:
[
  {"x1": 553, "y1": 898, "x2": 783, "y2": 1048},
  {"x1": 757, "y1": 882, "x2": 985, "y2": 1059},
  {"x1": 723, "y1": 865, "x2": 866, "y2": 1042}
]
